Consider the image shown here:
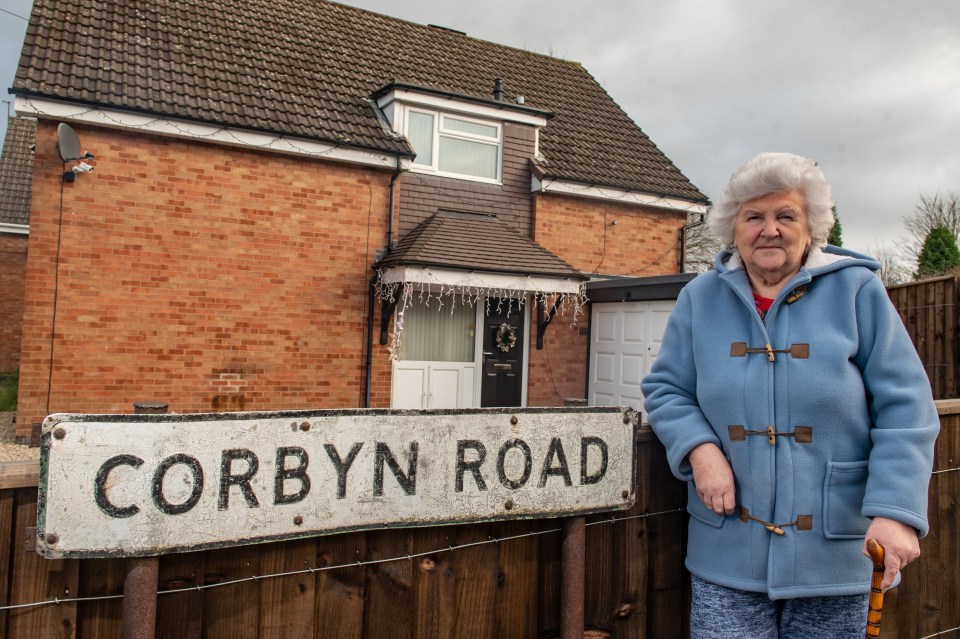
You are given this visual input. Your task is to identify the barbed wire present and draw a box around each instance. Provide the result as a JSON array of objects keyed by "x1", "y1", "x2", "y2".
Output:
[
  {"x1": 919, "y1": 626, "x2": 960, "y2": 639},
  {"x1": 0, "y1": 507, "x2": 684, "y2": 612}
]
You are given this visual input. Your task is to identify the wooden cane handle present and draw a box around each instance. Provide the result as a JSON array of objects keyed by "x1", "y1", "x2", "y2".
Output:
[{"x1": 865, "y1": 539, "x2": 885, "y2": 638}]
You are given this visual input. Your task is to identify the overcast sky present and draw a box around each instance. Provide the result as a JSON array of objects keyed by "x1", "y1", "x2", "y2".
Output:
[{"x1": 2, "y1": 0, "x2": 958, "y2": 254}]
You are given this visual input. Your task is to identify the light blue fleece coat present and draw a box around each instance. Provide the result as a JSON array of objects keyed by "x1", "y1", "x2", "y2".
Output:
[{"x1": 641, "y1": 246, "x2": 939, "y2": 599}]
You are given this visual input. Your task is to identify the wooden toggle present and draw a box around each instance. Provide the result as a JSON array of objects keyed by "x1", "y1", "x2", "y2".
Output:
[
  {"x1": 739, "y1": 507, "x2": 812, "y2": 534},
  {"x1": 730, "y1": 342, "x2": 809, "y2": 362},
  {"x1": 728, "y1": 425, "x2": 813, "y2": 445}
]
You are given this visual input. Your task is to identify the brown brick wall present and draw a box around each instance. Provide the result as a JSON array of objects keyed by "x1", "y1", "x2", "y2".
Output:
[
  {"x1": 16, "y1": 121, "x2": 394, "y2": 435},
  {"x1": 526, "y1": 193, "x2": 686, "y2": 406},
  {"x1": 397, "y1": 123, "x2": 535, "y2": 237},
  {"x1": 0, "y1": 233, "x2": 28, "y2": 374}
]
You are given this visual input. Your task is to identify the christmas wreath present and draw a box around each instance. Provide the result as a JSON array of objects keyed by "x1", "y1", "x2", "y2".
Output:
[{"x1": 496, "y1": 323, "x2": 517, "y2": 353}]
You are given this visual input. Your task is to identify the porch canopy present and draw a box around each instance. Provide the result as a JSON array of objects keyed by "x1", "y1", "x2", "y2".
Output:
[{"x1": 375, "y1": 210, "x2": 586, "y2": 297}]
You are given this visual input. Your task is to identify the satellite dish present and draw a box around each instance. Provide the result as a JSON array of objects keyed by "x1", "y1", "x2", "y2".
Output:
[{"x1": 56, "y1": 123, "x2": 83, "y2": 162}]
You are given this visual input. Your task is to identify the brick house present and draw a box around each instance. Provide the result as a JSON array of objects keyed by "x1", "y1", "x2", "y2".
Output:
[
  {"x1": 9, "y1": 0, "x2": 706, "y2": 437},
  {"x1": 0, "y1": 117, "x2": 35, "y2": 378}
]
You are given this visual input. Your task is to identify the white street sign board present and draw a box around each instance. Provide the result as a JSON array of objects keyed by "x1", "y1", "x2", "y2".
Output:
[{"x1": 37, "y1": 407, "x2": 637, "y2": 558}]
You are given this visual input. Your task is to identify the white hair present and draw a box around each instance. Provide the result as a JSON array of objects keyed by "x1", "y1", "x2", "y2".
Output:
[{"x1": 707, "y1": 152, "x2": 835, "y2": 249}]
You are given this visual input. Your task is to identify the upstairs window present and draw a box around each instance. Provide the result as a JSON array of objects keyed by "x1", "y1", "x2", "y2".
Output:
[{"x1": 405, "y1": 109, "x2": 501, "y2": 183}]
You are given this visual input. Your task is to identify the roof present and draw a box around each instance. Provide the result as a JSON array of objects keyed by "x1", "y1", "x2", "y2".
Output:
[
  {"x1": 0, "y1": 117, "x2": 36, "y2": 227},
  {"x1": 376, "y1": 211, "x2": 585, "y2": 280},
  {"x1": 12, "y1": 0, "x2": 706, "y2": 202}
]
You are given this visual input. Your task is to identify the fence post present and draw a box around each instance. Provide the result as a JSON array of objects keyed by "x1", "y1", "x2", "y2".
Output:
[
  {"x1": 560, "y1": 515, "x2": 585, "y2": 639},
  {"x1": 122, "y1": 401, "x2": 168, "y2": 639}
]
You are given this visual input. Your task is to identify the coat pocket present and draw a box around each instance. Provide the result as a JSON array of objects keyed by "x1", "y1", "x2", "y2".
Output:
[
  {"x1": 823, "y1": 460, "x2": 871, "y2": 539},
  {"x1": 686, "y1": 482, "x2": 726, "y2": 528}
]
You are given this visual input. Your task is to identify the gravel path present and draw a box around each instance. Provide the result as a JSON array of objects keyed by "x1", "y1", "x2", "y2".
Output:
[{"x1": 0, "y1": 412, "x2": 39, "y2": 462}]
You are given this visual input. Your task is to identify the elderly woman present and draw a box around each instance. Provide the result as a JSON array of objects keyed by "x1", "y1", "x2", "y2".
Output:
[{"x1": 641, "y1": 152, "x2": 939, "y2": 638}]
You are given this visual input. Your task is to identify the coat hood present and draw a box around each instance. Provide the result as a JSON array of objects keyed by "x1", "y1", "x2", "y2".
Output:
[{"x1": 715, "y1": 245, "x2": 881, "y2": 278}]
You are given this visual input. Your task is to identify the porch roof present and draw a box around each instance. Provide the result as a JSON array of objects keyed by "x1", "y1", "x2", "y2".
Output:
[{"x1": 375, "y1": 210, "x2": 585, "y2": 295}]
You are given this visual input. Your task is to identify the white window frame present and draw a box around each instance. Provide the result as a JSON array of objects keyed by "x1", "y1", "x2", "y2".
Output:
[{"x1": 403, "y1": 107, "x2": 503, "y2": 184}]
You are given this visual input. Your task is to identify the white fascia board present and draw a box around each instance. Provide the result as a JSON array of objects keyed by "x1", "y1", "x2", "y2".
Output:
[
  {"x1": 16, "y1": 97, "x2": 403, "y2": 170},
  {"x1": 376, "y1": 89, "x2": 549, "y2": 128},
  {"x1": 534, "y1": 176, "x2": 709, "y2": 214},
  {"x1": 380, "y1": 266, "x2": 583, "y2": 295},
  {"x1": 0, "y1": 223, "x2": 29, "y2": 235}
]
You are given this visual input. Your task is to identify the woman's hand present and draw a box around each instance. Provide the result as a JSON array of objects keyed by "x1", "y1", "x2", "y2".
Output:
[
  {"x1": 688, "y1": 443, "x2": 736, "y2": 515},
  {"x1": 863, "y1": 517, "x2": 921, "y2": 591}
]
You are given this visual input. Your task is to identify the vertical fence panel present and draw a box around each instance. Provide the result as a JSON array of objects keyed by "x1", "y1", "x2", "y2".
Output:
[
  {"x1": 888, "y1": 275, "x2": 959, "y2": 400},
  {"x1": 200, "y1": 545, "x2": 261, "y2": 639},
  {"x1": 492, "y1": 520, "x2": 538, "y2": 639},
  {"x1": 76, "y1": 558, "x2": 124, "y2": 639},
  {"x1": 0, "y1": 490, "x2": 14, "y2": 639},
  {"x1": 156, "y1": 551, "x2": 204, "y2": 639},
  {"x1": 313, "y1": 531, "x2": 366, "y2": 639}
]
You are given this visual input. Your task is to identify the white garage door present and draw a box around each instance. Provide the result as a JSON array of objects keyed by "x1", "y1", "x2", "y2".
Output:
[{"x1": 589, "y1": 300, "x2": 676, "y2": 414}]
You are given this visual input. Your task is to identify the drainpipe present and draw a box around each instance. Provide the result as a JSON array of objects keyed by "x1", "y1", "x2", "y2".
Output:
[
  {"x1": 387, "y1": 155, "x2": 402, "y2": 251},
  {"x1": 364, "y1": 275, "x2": 376, "y2": 408},
  {"x1": 364, "y1": 156, "x2": 404, "y2": 407},
  {"x1": 679, "y1": 213, "x2": 705, "y2": 273}
]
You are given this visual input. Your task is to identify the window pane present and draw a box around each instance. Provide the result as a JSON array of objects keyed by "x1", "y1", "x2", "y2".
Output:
[
  {"x1": 408, "y1": 112, "x2": 434, "y2": 166},
  {"x1": 402, "y1": 300, "x2": 476, "y2": 362},
  {"x1": 438, "y1": 136, "x2": 498, "y2": 179},
  {"x1": 443, "y1": 116, "x2": 498, "y2": 139}
]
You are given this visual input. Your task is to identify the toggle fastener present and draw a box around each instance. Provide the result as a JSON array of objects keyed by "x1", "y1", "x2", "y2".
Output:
[
  {"x1": 730, "y1": 342, "x2": 809, "y2": 362},
  {"x1": 740, "y1": 507, "x2": 812, "y2": 535},
  {"x1": 728, "y1": 425, "x2": 813, "y2": 445}
]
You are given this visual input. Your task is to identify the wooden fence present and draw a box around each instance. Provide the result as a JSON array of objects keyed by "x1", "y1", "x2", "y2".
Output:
[
  {"x1": 888, "y1": 275, "x2": 960, "y2": 400},
  {"x1": 0, "y1": 408, "x2": 956, "y2": 638}
]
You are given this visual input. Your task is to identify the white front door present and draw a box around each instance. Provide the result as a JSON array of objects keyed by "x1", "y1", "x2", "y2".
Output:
[{"x1": 589, "y1": 300, "x2": 675, "y2": 413}]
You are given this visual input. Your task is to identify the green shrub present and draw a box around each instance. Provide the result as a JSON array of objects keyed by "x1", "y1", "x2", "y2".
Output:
[{"x1": 0, "y1": 372, "x2": 17, "y2": 412}]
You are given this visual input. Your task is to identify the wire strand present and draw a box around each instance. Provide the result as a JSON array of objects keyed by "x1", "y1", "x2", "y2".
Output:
[{"x1": 0, "y1": 508, "x2": 684, "y2": 611}]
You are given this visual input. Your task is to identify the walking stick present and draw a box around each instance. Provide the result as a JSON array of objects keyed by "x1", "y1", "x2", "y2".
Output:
[{"x1": 865, "y1": 539, "x2": 885, "y2": 638}]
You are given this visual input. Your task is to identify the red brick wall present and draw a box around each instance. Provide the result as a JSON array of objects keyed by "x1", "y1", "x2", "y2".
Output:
[
  {"x1": 397, "y1": 123, "x2": 535, "y2": 237},
  {"x1": 16, "y1": 121, "x2": 394, "y2": 435},
  {"x1": 526, "y1": 193, "x2": 686, "y2": 406},
  {"x1": 0, "y1": 232, "x2": 28, "y2": 374}
]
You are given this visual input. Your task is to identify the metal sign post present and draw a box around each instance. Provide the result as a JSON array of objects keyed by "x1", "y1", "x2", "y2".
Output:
[{"x1": 122, "y1": 402, "x2": 167, "y2": 639}]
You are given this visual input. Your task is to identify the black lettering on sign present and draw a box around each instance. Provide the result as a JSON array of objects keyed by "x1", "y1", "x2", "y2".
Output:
[
  {"x1": 95, "y1": 454, "x2": 144, "y2": 518},
  {"x1": 455, "y1": 440, "x2": 487, "y2": 492},
  {"x1": 497, "y1": 439, "x2": 532, "y2": 490},
  {"x1": 580, "y1": 436, "x2": 608, "y2": 485},
  {"x1": 539, "y1": 437, "x2": 572, "y2": 487},
  {"x1": 324, "y1": 442, "x2": 363, "y2": 499},
  {"x1": 218, "y1": 449, "x2": 260, "y2": 510},
  {"x1": 274, "y1": 447, "x2": 310, "y2": 505},
  {"x1": 152, "y1": 454, "x2": 204, "y2": 516},
  {"x1": 374, "y1": 442, "x2": 418, "y2": 496}
]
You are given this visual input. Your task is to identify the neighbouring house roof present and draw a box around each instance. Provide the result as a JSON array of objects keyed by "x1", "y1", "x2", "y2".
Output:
[
  {"x1": 12, "y1": 0, "x2": 706, "y2": 203},
  {"x1": 0, "y1": 117, "x2": 36, "y2": 228},
  {"x1": 377, "y1": 211, "x2": 584, "y2": 281}
]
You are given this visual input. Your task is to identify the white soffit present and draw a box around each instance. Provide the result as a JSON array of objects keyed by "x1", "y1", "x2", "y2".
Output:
[
  {"x1": 376, "y1": 89, "x2": 549, "y2": 128},
  {"x1": 16, "y1": 97, "x2": 403, "y2": 169},
  {"x1": 380, "y1": 266, "x2": 583, "y2": 295},
  {"x1": 534, "y1": 176, "x2": 708, "y2": 214}
]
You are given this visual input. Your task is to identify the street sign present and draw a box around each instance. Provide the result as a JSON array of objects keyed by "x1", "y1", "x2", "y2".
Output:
[{"x1": 37, "y1": 407, "x2": 637, "y2": 558}]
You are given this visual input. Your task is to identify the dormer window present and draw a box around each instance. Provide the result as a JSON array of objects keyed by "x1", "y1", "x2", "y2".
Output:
[
  {"x1": 372, "y1": 84, "x2": 552, "y2": 186},
  {"x1": 406, "y1": 109, "x2": 501, "y2": 182}
]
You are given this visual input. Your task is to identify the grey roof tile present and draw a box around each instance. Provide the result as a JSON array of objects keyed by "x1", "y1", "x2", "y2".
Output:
[
  {"x1": 13, "y1": 0, "x2": 706, "y2": 202},
  {"x1": 0, "y1": 118, "x2": 36, "y2": 227}
]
